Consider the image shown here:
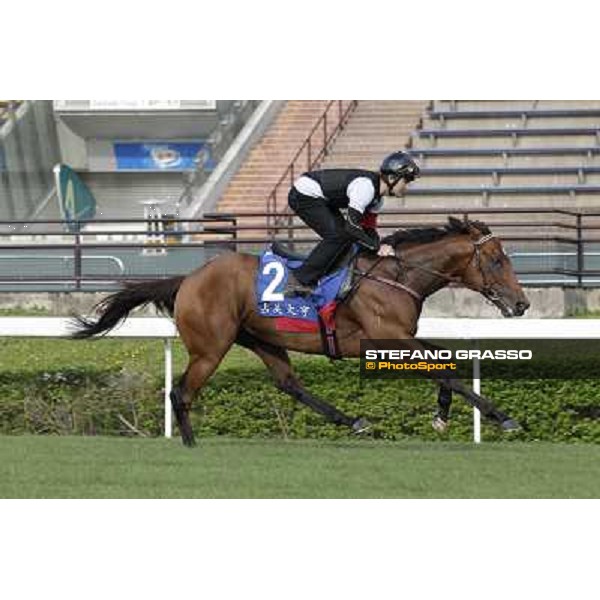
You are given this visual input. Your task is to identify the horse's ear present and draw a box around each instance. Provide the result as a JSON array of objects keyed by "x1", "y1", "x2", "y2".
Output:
[{"x1": 462, "y1": 213, "x2": 470, "y2": 226}]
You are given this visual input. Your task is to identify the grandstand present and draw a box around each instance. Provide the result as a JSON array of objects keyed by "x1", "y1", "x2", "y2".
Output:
[
  {"x1": 206, "y1": 100, "x2": 600, "y2": 288},
  {"x1": 47, "y1": 100, "x2": 259, "y2": 222},
  {"x1": 213, "y1": 101, "x2": 600, "y2": 215},
  {"x1": 2, "y1": 99, "x2": 600, "y2": 291},
  {"x1": 0, "y1": 101, "x2": 263, "y2": 290},
  {"x1": 215, "y1": 100, "x2": 600, "y2": 215},
  {"x1": 4, "y1": 99, "x2": 600, "y2": 225},
  {"x1": 402, "y1": 100, "x2": 600, "y2": 211},
  {"x1": 0, "y1": 100, "x2": 260, "y2": 225},
  {"x1": 212, "y1": 101, "x2": 425, "y2": 236},
  {"x1": 321, "y1": 100, "x2": 428, "y2": 171},
  {"x1": 211, "y1": 100, "x2": 600, "y2": 229},
  {"x1": 218, "y1": 100, "x2": 338, "y2": 214}
]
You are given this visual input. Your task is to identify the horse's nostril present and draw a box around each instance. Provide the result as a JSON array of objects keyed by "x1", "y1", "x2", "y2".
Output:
[{"x1": 515, "y1": 301, "x2": 529, "y2": 314}]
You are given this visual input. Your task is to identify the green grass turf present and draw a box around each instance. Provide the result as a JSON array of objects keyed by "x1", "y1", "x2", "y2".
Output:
[{"x1": 0, "y1": 435, "x2": 598, "y2": 498}]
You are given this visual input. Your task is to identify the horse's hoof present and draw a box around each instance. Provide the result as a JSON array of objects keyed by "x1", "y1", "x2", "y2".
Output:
[
  {"x1": 432, "y1": 415, "x2": 449, "y2": 433},
  {"x1": 352, "y1": 418, "x2": 372, "y2": 435},
  {"x1": 501, "y1": 418, "x2": 520, "y2": 432},
  {"x1": 182, "y1": 432, "x2": 197, "y2": 447}
]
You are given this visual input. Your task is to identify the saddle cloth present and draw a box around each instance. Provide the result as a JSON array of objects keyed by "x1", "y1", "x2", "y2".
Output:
[{"x1": 255, "y1": 245, "x2": 352, "y2": 333}]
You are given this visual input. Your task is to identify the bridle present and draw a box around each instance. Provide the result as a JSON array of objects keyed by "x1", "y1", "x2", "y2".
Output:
[
  {"x1": 353, "y1": 231, "x2": 498, "y2": 304},
  {"x1": 470, "y1": 232, "x2": 500, "y2": 302}
]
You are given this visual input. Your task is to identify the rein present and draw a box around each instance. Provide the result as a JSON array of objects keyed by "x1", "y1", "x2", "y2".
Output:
[
  {"x1": 352, "y1": 232, "x2": 496, "y2": 302},
  {"x1": 354, "y1": 265, "x2": 423, "y2": 301}
]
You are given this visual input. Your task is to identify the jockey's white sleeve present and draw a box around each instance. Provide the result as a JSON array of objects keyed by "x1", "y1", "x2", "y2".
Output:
[
  {"x1": 347, "y1": 177, "x2": 376, "y2": 213},
  {"x1": 293, "y1": 176, "x2": 325, "y2": 198}
]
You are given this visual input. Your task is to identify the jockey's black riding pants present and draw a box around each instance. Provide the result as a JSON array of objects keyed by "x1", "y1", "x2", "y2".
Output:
[{"x1": 288, "y1": 188, "x2": 353, "y2": 285}]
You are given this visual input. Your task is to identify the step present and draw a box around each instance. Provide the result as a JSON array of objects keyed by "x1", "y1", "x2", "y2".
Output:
[{"x1": 218, "y1": 100, "x2": 422, "y2": 212}]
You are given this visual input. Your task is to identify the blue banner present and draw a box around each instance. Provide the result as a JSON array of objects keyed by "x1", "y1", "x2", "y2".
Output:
[{"x1": 114, "y1": 142, "x2": 213, "y2": 171}]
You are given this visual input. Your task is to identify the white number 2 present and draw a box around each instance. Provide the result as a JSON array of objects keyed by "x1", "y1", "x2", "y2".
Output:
[{"x1": 261, "y1": 261, "x2": 285, "y2": 302}]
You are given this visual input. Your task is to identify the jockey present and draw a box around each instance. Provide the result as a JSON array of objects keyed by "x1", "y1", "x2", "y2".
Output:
[{"x1": 283, "y1": 150, "x2": 420, "y2": 295}]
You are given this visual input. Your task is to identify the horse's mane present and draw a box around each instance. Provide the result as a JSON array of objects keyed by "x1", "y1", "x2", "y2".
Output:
[{"x1": 382, "y1": 217, "x2": 491, "y2": 248}]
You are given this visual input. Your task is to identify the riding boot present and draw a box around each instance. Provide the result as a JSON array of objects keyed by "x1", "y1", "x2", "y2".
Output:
[{"x1": 292, "y1": 239, "x2": 352, "y2": 287}]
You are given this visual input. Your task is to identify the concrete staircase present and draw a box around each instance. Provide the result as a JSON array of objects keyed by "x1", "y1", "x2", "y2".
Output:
[
  {"x1": 216, "y1": 100, "x2": 330, "y2": 221},
  {"x1": 215, "y1": 100, "x2": 427, "y2": 243},
  {"x1": 311, "y1": 100, "x2": 429, "y2": 236},
  {"x1": 321, "y1": 100, "x2": 429, "y2": 170}
]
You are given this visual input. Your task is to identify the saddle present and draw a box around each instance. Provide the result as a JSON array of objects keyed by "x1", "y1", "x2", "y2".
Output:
[
  {"x1": 271, "y1": 241, "x2": 358, "y2": 300},
  {"x1": 256, "y1": 243, "x2": 362, "y2": 358}
]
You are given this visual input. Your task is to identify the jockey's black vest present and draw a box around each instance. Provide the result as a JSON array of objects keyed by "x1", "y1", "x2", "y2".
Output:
[{"x1": 303, "y1": 169, "x2": 381, "y2": 209}]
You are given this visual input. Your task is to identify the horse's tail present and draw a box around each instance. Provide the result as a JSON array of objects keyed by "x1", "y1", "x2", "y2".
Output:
[{"x1": 70, "y1": 276, "x2": 185, "y2": 339}]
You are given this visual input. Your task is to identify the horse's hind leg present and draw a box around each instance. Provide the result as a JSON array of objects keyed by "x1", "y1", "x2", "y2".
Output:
[
  {"x1": 237, "y1": 331, "x2": 369, "y2": 433},
  {"x1": 170, "y1": 355, "x2": 223, "y2": 447},
  {"x1": 172, "y1": 330, "x2": 238, "y2": 447},
  {"x1": 170, "y1": 373, "x2": 194, "y2": 447}
]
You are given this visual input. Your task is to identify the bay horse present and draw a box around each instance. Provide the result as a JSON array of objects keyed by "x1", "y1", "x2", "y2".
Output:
[{"x1": 71, "y1": 216, "x2": 530, "y2": 446}]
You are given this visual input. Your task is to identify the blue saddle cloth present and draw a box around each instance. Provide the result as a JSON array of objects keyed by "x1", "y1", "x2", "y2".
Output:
[{"x1": 255, "y1": 246, "x2": 352, "y2": 329}]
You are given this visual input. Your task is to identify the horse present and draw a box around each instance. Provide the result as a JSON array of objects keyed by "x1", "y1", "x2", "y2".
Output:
[{"x1": 71, "y1": 216, "x2": 530, "y2": 446}]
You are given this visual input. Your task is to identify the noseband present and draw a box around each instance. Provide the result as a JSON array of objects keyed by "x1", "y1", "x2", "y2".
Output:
[{"x1": 471, "y1": 232, "x2": 502, "y2": 301}]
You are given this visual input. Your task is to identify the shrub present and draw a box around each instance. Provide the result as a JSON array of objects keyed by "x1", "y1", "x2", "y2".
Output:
[{"x1": 0, "y1": 342, "x2": 598, "y2": 442}]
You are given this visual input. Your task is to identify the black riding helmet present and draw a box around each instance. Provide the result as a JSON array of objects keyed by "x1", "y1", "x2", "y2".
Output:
[{"x1": 380, "y1": 151, "x2": 420, "y2": 190}]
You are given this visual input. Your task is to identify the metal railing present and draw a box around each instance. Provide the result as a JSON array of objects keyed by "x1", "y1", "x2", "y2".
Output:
[
  {"x1": 2, "y1": 208, "x2": 600, "y2": 290},
  {"x1": 208, "y1": 208, "x2": 600, "y2": 288},
  {"x1": 0, "y1": 217, "x2": 237, "y2": 291},
  {"x1": 265, "y1": 100, "x2": 358, "y2": 229}
]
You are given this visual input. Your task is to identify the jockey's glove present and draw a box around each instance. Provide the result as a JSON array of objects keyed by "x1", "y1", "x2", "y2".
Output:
[
  {"x1": 346, "y1": 207, "x2": 364, "y2": 228},
  {"x1": 345, "y1": 208, "x2": 380, "y2": 252},
  {"x1": 365, "y1": 227, "x2": 381, "y2": 250}
]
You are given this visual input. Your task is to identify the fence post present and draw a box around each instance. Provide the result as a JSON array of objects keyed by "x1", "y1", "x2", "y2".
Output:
[
  {"x1": 231, "y1": 216, "x2": 238, "y2": 253},
  {"x1": 74, "y1": 228, "x2": 82, "y2": 291},
  {"x1": 577, "y1": 213, "x2": 583, "y2": 288},
  {"x1": 268, "y1": 190, "x2": 275, "y2": 230},
  {"x1": 164, "y1": 338, "x2": 173, "y2": 438},
  {"x1": 472, "y1": 340, "x2": 481, "y2": 444},
  {"x1": 287, "y1": 213, "x2": 294, "y2": 246}
]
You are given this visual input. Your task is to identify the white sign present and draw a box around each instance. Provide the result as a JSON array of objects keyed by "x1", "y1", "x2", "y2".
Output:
[{"x1": 54, "y1": 100, "x2": 217, "y2": 111}]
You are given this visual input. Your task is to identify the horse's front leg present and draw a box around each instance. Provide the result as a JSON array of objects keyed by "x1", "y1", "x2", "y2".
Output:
[
  {"x1": 433, "y1": 376, "x2": 519, "y2": 431},
  {"x1": 369, "y1": 336, "x2": 519, "y2": 431},
  {"x1": 401, "y1": 337, "x2": 518, "y2": 432},
  {"x1": 432, "y1": 384, "x2": 452, "y2": 433},
  {"x1": 362, "y1": 335, "x2": 454, "y2": 433}
]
